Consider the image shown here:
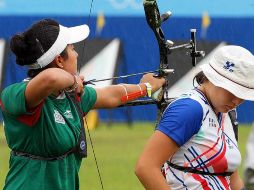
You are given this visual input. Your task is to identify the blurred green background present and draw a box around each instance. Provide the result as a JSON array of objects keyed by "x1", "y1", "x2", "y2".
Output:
[{"x1": 0, "y1": 123, "x2": 251, "y2": 190}]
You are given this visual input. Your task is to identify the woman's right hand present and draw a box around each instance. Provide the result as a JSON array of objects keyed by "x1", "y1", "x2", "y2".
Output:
[{"x1": 74, "y1": 75, "x2": 85, "y2": 96}]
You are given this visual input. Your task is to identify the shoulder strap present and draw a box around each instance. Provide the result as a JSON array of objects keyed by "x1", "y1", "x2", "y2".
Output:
[
  {"x1": 11, "y1": 147, "x2": 77, "y2": 161},
  {"x1": 65, "y1": 92, "x2": 88, "y2": 158},
  {"x1": 167, "y1": 161, "x2": 233, "y2": 176},
  {"x1": 228, "y1": 109, "x2": 238, "y2": 141}
]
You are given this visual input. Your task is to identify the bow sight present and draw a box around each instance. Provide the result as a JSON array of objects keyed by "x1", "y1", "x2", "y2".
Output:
[{"x1": 143, "y1": 0, "x2": 205, "y2": 68}]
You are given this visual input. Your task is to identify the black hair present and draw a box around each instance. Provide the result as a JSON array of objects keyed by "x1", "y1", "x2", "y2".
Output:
[
  {"x1": 193, "y1": 71, "x2": 208, "y2": 87},
  {"x1": 27, "y1": 49, "x2": 68, "y2": 78},
  {"x1": 10, "y1": 18, "x2": 68, "y2": 78}
]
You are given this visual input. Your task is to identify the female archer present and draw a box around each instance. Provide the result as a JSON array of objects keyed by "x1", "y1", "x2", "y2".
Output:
[
  {"x1": 135, "y1": 45, "x2": 254, "y2": 190},
  {"x1": 0, "y1": 18, "x2": 165, "y2": 190}
]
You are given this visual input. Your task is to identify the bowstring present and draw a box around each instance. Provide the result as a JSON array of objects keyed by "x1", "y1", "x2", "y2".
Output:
[
  {"x1": 84, "y1": 118, "x2": 105, "y2": 190},
  {"x1": 79, "y1": 0, "x2": 105, "y2": 189}
]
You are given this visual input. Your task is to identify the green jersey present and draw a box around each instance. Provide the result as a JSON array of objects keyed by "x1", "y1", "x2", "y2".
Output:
[{"x1": 0, "y1": 82, "x2": 97, "y2": 190}]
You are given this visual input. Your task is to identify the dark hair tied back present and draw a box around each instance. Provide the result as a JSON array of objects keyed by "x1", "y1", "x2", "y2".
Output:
[
  {"x1": 193, "y1": 71, "x2": 208, "y2": 87},
  {"x1": 10, "y1": 19, "x2": 60, "y2": 66},
  {"x1": 10, "y1": 34, "x2": 29, "y2": 66}
]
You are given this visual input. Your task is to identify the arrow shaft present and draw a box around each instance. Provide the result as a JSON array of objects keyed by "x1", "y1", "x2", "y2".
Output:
[{"x1": 83, "y1": 69, "x2": 174, "y2": 85}]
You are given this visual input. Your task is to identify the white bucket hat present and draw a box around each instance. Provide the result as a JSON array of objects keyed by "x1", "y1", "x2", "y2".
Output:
[
  {"x1": 29, "y1": 24, "x2": 90, "y2": 69},
  {"x1": 200, "y1": 45, "x2": 254, "y2": 101}
]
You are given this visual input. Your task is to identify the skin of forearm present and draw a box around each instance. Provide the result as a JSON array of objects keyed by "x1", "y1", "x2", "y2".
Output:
[
  {"x1": 136, "y1": 168, "x2": 171, "y2": 190},
  {"x1": 230, "y1": 171, "x2": 244, "y2": 190},
  {"x1": 25, "y1": 68, "x2": 76, "y2": 109},
  {"x1": 94, "y1": 83, "x2": 147, "y2": 108},
  {"x1": 41, "y1": 68, "x2": 76, "y2": 92},
  {"x1": 112, "y1": 83, "x2": 147, "y2": 101}
]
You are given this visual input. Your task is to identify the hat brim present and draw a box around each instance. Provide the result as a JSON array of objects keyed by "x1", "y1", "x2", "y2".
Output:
[
  {"x1": 201, "y1": 63, "x2": 254, "y2": 101},
  {"x1": 67, "y1": 25, "x2": 90, "y2": 44}
]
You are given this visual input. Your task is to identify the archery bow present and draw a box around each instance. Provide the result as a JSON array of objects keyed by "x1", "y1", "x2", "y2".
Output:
[
  {"x1": 83, "y1": 0, "x2": 205, "y2": 123},
  {"x1": 119, "y1": 0, "x2": 205, "y2": 126},
  {"x1": 82, "y1": 0, "x2": 205, "y2": 189}
]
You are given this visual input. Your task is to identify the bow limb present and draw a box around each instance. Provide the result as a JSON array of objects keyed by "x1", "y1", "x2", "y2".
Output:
[
  {"x1": 142, "y1": 0, "x2": 205, "y2": 125},
  {"x1": 143, "y1": 0, "x2": 172, "y2": 125}
]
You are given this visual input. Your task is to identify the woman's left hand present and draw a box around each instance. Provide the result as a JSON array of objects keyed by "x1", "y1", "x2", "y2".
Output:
[{"x1": 140, "y1": 73, "x2": 166, "y2": 93}]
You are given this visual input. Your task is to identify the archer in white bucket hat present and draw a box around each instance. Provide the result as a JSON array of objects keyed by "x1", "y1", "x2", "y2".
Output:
[
  {"x1": 135, "y1": 45, "x2": 248, "y2": 190},
  {"x1": 200, "y1": 45, "x2": 254, "y2": 101}
]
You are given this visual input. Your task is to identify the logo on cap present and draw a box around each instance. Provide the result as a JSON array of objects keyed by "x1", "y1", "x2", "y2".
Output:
[{"x1": 223, "y1": 61, "x2": 235, "y2": 72}]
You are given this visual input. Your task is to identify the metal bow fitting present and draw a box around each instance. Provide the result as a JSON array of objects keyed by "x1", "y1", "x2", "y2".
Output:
[{"x1": 118, "y1": 0, "x2": 205, "y2": 125}]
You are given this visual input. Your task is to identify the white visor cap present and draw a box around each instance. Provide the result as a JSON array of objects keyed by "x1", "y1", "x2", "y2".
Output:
[
  {"x1": 200, "y1": 45, "x2": 254, "y2": 101},
  {"x1": 29, "y1": 24, "x2": 89, "y2": 69}
]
